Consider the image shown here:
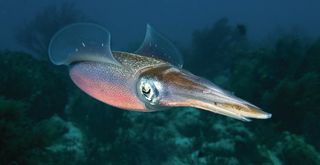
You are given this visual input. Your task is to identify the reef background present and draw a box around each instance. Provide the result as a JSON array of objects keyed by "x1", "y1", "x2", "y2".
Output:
[{"x1": 1, "y1": 2, "x2": 320, "y2": 165}]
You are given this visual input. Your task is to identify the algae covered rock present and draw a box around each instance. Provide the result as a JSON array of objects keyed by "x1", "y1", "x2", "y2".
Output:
[
  {"x1": 0, "y1": 97, "x2": 29, "y2": 164},
  {"x1": 46, "y1": 115, "x2": 86, "y2": 162},
  {"x1": 259, "y1": 132, "x2": 320, "y2": 165}
]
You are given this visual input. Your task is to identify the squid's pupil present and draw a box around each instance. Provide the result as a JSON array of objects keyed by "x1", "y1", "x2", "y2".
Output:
[{"x1": 142, "y1": 86, "x2": 151, "y2": 94}]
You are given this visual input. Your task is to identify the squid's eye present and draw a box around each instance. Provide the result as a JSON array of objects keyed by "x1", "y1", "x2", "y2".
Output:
[{"x1": 138, "y1": 78, "x2": 159, "y2": 105}]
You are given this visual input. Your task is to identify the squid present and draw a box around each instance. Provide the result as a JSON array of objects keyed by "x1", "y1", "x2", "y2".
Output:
[{"x1": 48, "y1": 23, "x2": 271, "y2": 121}]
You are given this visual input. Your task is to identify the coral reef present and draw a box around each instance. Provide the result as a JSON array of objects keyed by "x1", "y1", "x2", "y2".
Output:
[
  {"x1": 0, "y1": 51, "x2": 69, "y2": 120},
  {"x1": 1, "y1": 18, "x2": 320, "y2": 164},
  {"x1": 259, "y1": 132, "x2": 320, "y2": 165},
  {"x1": 46, "y1": 115, "x2": 86, "y2": 162}
]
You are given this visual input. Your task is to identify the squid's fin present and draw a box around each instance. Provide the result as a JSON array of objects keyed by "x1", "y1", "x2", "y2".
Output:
[
  {"x1": 48, "y1": 23, "x2": 119, "y2": 66},
  {"x1": 135, "y1": 24, "x2": 183, "y2": 68}
]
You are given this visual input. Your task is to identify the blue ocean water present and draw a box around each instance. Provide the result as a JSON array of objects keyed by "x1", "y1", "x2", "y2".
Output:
[{"x1": 0, "y1": 1, "x2": 319, "y2": 164}]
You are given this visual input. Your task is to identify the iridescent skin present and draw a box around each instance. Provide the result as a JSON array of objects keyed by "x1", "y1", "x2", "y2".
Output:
[
  {"x1": 69, "y1": 51, "x2": 165, "y2": 111},
  {"x1": 69, "y1": 51, "x2": 271, "y2": 121}
]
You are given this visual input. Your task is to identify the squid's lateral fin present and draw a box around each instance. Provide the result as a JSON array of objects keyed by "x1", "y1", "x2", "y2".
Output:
[
  {"x1": 48, "y1": 23, "x2": 119, "y2": 66},
  {"x1": 135, "y1": 24, "x2": 183, "y2": 68}
]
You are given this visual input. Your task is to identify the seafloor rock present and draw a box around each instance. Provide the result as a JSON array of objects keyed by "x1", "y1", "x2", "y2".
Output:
[{"x1": 0, "y1": 51, "x2": 70, "y2": 120}]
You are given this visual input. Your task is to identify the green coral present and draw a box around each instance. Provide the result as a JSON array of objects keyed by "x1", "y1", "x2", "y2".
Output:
[
  {"x1": 259, "y1": 132, "x2": 320, "y2": 165},
  {"x1": 0, "y1": 97, "x2": 29, "y2": 164},
  {"x1": 279, "y1": 132, "x2": 320, "y2": 165},
  {"x1": 0, "y1": 97, "x2": 84, "y2": 165},
  {"x1": 0, "y1": 51, "x2": 69, "y2": 120}
]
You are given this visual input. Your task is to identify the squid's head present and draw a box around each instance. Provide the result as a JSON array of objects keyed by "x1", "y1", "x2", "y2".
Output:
[{"x1": 136, "y1": 65, "x2": 271, "y2": 121}]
